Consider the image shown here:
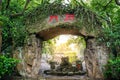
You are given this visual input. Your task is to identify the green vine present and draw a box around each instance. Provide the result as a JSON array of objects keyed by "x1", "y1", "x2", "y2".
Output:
[{"x1": 25, "y1": 1, "x2": 101, "y2": 33}]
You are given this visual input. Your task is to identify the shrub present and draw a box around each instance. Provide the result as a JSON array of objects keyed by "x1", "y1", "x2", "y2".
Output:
[
  {"x1": 0, "y1": 55, "x2": 19, "y2": 79},
  {"x1": 104, "y1": 57, "x2": 120, "y2": 80}
]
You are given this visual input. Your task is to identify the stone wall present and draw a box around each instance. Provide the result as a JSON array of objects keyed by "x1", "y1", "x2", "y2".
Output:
[
  {"x1": 14, "y1": 34, "x2": 42, "y2": 78},
  {"x1": 13, "y1": 14, "x2": 109, "y2": 79},
  {"x1": 26, "y1": 15, "x2": 99, "y2": 38},
  {"x1": 84, "y1": 39, "x2": 109, "y2": 79},
  {"x1": 13, "y1": 35, "x2": 109, "y2": 79}
]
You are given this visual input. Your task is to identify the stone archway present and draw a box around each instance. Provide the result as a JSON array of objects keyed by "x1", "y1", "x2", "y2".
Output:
[{"x1": 14, "y1": 14, "x2": 109, "y2": 79}]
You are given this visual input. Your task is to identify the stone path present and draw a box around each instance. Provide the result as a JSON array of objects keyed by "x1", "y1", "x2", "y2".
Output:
[
  {"x1": 13, "y1": 75, "x2": 89, "y2": 80},
  {"x1": 43, "y1": 75, "x2": 89, "y2": 80}
]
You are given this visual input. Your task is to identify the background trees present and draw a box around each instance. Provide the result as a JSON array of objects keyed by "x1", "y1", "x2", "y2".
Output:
[{"x1": 89, "y1": 0, "x2": 120, "y2": 57}]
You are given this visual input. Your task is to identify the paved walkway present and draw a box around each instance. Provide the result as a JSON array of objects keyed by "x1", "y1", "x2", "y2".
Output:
[
  {"x1": 43, "y1": 75, "x2": 89, "y2": 80},
  {"x1": 13, "y1": 75, "x2": 89, "y2": 80}
]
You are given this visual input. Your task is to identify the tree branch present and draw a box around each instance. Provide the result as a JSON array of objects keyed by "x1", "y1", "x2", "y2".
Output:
[
  {"x1": 10, "y1": 0, "x2": 31, "y2": 17},
  {"x1": 6, "y1": 0, "x2": 11, "y2": 9},
  {"x1": 10, "y1": 13, "x2": 23, "y2": 17},
  {"x1": 103, "y1": 0, "x2": 112, "y2": 10},
  {"x1": 80, "y1": 0, "x2": 86, "y2": 6},
  {"x1": 22, "y1": 0, "x2": 30, "y2": 12}
]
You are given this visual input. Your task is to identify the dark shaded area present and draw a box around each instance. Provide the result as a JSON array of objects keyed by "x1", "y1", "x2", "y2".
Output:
[{"x1": 36, "y1": 27, "x2": 94, "y2": 41}]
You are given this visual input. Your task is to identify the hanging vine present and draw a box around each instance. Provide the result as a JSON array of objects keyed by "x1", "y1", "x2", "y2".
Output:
[{"x1": 25, "y1": 0, "x2": 101, "y2": 33}]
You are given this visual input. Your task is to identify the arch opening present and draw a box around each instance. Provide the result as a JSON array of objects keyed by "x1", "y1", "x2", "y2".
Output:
[
  {"x1": 39, "y1": 34, "x2": 87, "y2": 78},
  {"x1": 14, "y1": 23, "x2": 108, "y2": 79}
]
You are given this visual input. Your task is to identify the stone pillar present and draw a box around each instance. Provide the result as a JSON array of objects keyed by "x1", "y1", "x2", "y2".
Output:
[
  {"x1": 84, "y1": 39, "x2": 109, "y2": 79},
  {"x1": 14, "y1": 34, "x2": 42, "y2": 78}
]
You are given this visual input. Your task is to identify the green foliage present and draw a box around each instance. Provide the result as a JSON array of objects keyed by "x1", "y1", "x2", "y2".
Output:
[
  {"x1": 26, "y1": 0, "x2": 99, "y2": 32},
  {"x1": 42, "y1": 39, "x2": 56, "y2": 54},
  {"x1": 90, "y1": 0, "x2": 120, "y2": 56},
  {"x1": 100, "y1": 24, "x2": 120, "y2": 48},
  {"x1": 0, "y1": 0, "x2": 28, "y2": 52},
  {"x1": 104, "y1": 57, "x2": 120, "y2": 80},
  {"x1": 42, "y1": 35, "x2": 86, "y2": 58},
  {"x1": 67, "y1": 36, "x2": 86, "y2": 48},
  {"x1": 0, "y1": 55, "x2": 19, "y2": 79},
  {"x1": 64, "y1": 51, "x2": 77, "y2": 63},
  {"x1": 0, "y1": 0, "x2": 100, "y2": 53},
  {"x1": 0, "y1": 15, "x2": 27, "y2": 51},
  {"x1": 89, "y1": 0, "x2": 120, "y2": 79},
  {"x1": 1, "y1": 0, "x2": 120, "y2": 79}
]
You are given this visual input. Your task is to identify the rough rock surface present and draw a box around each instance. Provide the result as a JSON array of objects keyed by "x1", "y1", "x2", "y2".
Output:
[
  {"x1": 84, "y1": 39, "x2": 109, "y2": 79},
  {"x1": 14, "y1": 34, "x2": 42, "y2": 78},
  {"x1": 27, "y1": 15, "x2": 98, "y2": 39}
]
